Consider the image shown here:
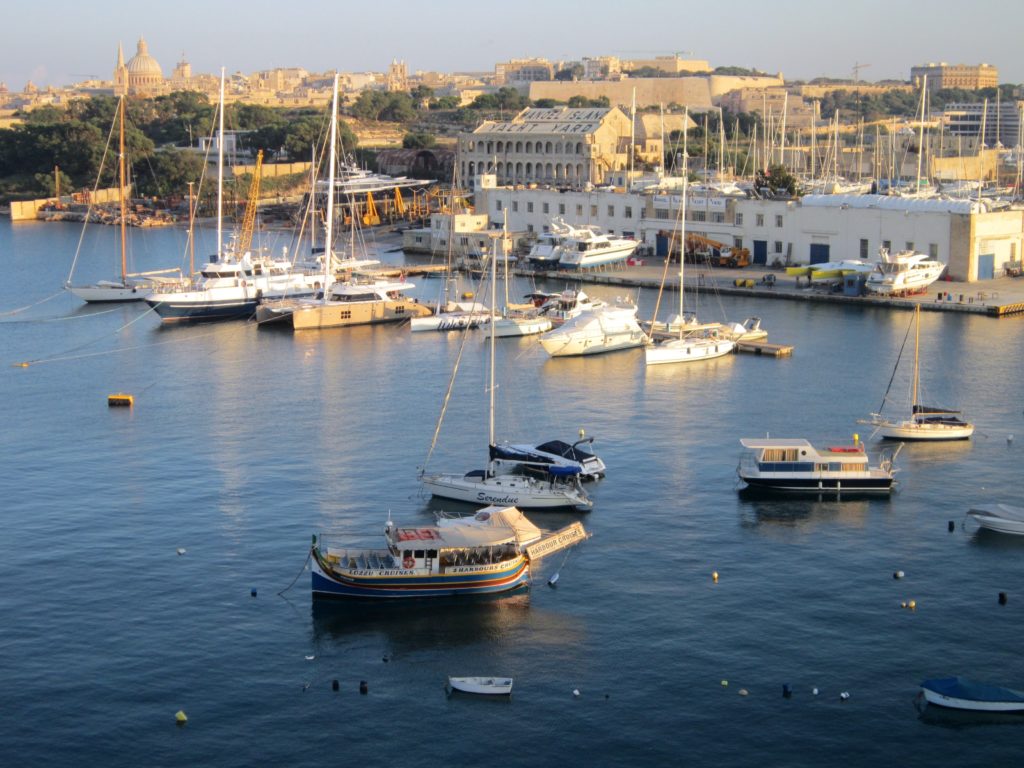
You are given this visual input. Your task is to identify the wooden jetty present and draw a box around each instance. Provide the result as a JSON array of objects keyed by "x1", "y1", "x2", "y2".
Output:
[{"x1": 735, "y1": 341, "x2": 793, "y2": 357}]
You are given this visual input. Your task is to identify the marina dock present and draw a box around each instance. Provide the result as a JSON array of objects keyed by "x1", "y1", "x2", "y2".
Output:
[{"x1": 523, "y1": 262, "x2": 1024, "y2": 318}]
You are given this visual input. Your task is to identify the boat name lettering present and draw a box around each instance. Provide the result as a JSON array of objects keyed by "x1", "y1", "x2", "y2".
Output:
[{"x1": 476, "y1": 493, "x2": 520, "y2": 504}]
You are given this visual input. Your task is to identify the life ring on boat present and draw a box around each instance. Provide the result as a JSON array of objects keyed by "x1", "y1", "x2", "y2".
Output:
[{"x1": 402, "y1": 556, "x2": 415, "y2": 569}]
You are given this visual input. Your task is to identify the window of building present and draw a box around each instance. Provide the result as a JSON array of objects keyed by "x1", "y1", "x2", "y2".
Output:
[
  {"x1": 576, "y1": 204, "x2": 583, "y2": 216},
  {"x1": 774, "y1": 241, "x2": 783, "y2": 253},
  {"x1": 496, "y1": 201, "x2": 502, "y2": 211},
  {"x1": 542, "y1": 202, "x2": 549, "y2": 214},
  {"x1": 735, "y1": 213, "x2": 743, "y2": 226},
  {"x1": 756, "y1": 214, "x2": 764, "y2": 227},
  {"x1": 625, "y1": 206, "x2": 633, "y2": 218},
  {"x1": 512, "y1": 201, "x2": 518, "y2": 212},
  {"x1": 590, "y1": 205, "x2": 598, "y2": 217},
  {"x1": 929, "y1": 243, "x2": 939, "y2": 259},
  {"x1": 527, "y1": 224, "x2": 534, "y2": 233},
  {"x1": 775, "y1": 214, "x2": 783, "y2": 227},
  {"x1": 527, "y1": 202, "x2": 534, "y2": 213},
  {"x1": 691, "y1": 210, "x2": 706, "y2": 222},
  {"x1": 608, "y1": 205, "x2": 615, "y2": 217},
  {"x1": 733, "y1": 237, "x2": 743, "y2": 249},
  {"x1": 711, "y1": 212, "x2": 725, "y2": 223},
  {"x1": 558, "y1": 203, "x2": 566, "y2": 215},
  {"x1": 860, "y1": 239, "x2": 868, "y2": 259},
  {"x1": 882, "y1": 239, "x2": 891, "y2": 251},
  {"x1": 906, "y1": 241, "x2": 914, "y2": 251},
  {"x1": 655, "y1": 209, "x2": 669, "y2": 220}
]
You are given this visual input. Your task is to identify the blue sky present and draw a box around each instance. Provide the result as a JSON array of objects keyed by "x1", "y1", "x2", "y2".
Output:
[{"x1": 4, "y1": 0, "x2": 1021, "y2": 90}]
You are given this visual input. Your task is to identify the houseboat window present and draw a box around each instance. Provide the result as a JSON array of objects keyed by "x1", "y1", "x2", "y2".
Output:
[
  {"x1": 414, "y1": 550, "x2": 425, "y2": 559},
  {"x1": 427, "y1": 550, "x2": 437, "y2": 559},
  {"x1": 402, "y1": 550, "x2": 412, "y2": 559}
]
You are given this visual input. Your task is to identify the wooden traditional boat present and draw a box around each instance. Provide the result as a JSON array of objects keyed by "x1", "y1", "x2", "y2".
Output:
[
  {"x1": 447, "y1": 676, "x2": 514, "y2": 695},
  {"x1": 311, "y1": 506, "x2": 588, "y2": 600},
  {"x1": 920, "y1": 677, "x2": 1024, "y2": 712}
]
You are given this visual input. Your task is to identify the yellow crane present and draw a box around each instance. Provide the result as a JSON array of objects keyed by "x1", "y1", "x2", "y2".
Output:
[{"x1": 238, "y1": 150, "x2": 263, "y2": 254}]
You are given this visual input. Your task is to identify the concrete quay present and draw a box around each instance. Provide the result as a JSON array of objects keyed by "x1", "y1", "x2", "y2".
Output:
[{"x1": 525, "y1": 263, "x2": 1024, "y2": 318}]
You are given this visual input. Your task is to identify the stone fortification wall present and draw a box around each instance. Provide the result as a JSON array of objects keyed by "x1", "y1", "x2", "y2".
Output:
[{"x1": 528, "y1": 78, "x2": 713, "y2": 110}]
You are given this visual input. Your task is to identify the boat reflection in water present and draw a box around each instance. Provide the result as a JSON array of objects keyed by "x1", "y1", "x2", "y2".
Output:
[{"x1": 737, "y1": 488, "x2": 880, "y2": 531}]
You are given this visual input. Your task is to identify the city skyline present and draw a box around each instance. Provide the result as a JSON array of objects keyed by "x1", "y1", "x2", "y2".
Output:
[{"x1": 3, "y1": 0, "x2": 1022, "y2": 90}]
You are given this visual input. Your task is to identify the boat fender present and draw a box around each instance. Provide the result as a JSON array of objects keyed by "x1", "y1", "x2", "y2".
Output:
[
  {"x1": 359, "y1": 681, "x2": 368, "y2": 695},
  {"x1": 332, "y1": 679, "x2": 339, "y2": 691},
  {"x1": 999, "y1": 592, "x2": 1008, "y2": 605},
  {"x1": 403, "y1": 556, "x2": 415, "y2": 569}
]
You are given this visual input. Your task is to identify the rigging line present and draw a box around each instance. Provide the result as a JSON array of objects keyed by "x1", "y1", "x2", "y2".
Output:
[
  {"x1": 278, "y1": 548, "x2": 312, "y2": 595},
  {"x1": 66, "y1": 105, "x2": 119, "y2": 286},
  {"x1": 0, "y1": 290, "x2": 67, "y2": 318},
  {"x1": 15, "y1": 307, "x2": 214, "y2": 367},
  {"x1": 877, "y1": 312, "x2": 915, "y2": 413}
]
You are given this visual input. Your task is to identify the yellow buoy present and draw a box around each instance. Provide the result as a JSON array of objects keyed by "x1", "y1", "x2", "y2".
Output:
[
  {"x1": 175, "y1": 710, "x2": 187, "y2": 724},
  {"x1": 720, "y1": 680, "x2": 729, "y2": 687},
  {"x1": 908, "y1": 599, "x2": 917, "y2": 610},
  {"x1": 108, "y1": 393, "x2": 134, "y2": 407},
  {"x1": 712, "y1": 571, "x2": 719, "y2": 583}
]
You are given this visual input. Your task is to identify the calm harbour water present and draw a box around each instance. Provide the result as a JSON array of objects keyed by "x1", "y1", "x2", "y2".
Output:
[{"x1": 2, "y1": 218, "x2": 1023, "y2": 767}]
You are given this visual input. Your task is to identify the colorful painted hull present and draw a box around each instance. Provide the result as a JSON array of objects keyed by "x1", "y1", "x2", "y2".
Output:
[{"x1": 311, "y1": 549, "x2": 531, "y2": 600}]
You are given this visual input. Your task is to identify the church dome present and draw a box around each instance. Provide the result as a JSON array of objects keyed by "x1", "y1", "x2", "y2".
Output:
[{"x1": 126, "y1": 37, "x2": 163, "y2": 78}]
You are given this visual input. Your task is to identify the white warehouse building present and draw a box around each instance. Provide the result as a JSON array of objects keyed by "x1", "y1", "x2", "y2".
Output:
[{"x1": 473, "y1": 175, "x2": 1024, "y2": 281}]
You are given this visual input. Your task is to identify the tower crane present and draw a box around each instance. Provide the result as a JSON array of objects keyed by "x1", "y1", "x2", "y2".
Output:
[{"x1": 238, "y1": 149, "x2": 263, "y2": 255}]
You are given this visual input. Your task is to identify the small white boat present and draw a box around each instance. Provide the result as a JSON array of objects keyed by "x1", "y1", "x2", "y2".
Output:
[
  {"x1": 448, "y1": 676, "x2": 514, "y2": 696},
  {"x1": 966, "y1": 504, "x2": 1024, "y2": 536},
  {"x1": 920, "y1": 677, "x2": 1024, "y2": 712}
]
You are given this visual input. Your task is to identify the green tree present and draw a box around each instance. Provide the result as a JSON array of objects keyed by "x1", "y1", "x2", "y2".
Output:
[
  {"x1": 554, "y1": 64, "x2": 584, "y2": 81},
  {"x1": 429, "y1": 95, "x2": 461, "y2": 110},
  {"x1": 755, "y1": 164, "x2": 800, "y2": 196},
  {"x1": 134, "y1": 149, "x2": 207, "y2": 198},
  {"x1": 410, "y1": 85, "x2": 434, "y2": 106},
  {"x1": 402, "y1": 132, "x2": 436, "y2": 149}
]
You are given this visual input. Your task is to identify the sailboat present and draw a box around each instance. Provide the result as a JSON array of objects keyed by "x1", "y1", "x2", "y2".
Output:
[
  {"x1": 861, "y1": 304, "x2": 973, "y2": 440},
  {"x1": 485, "y1": 212, "x2": 552, "y2": 338},
  {"x1": 419, "y1": 235, "x2": 592, "y2": 510},
  {"x1": 410, "y1": 165, "x2": 491, "y2": 332},
  {"x1": 145, "y1": 70, "x2": 322, "y2": 322},
  {"x1": 254, "y1": 75, "x2": 429, "y2": 330},
  {"x1": 66, "y1": 95, "x2": 180, "y2": 302},
  {"x1": 645, "y1": 116, "x2": 735, "y2": 366}
]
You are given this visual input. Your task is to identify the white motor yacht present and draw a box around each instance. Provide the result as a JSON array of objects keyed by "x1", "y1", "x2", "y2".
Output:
[{"x1": 539, "y1": 299, "x2": 648, "y2": 357}]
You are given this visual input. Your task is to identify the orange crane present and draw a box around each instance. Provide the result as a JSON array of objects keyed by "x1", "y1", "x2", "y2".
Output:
[
  {"x1": 238, "y1": 150, "x2": 263, "y2": 254},
  {"x1": 685, "y1": 233, "x2": 750, "y2": 268}
]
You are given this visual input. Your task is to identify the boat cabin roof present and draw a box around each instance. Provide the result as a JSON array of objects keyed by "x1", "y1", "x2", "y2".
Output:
[
  {"x1": 390, "y1": 506, "x2": 542, "y2": 549},
  {"x1": 740, "y1": 438, "x2": 866, "y2": 455}
]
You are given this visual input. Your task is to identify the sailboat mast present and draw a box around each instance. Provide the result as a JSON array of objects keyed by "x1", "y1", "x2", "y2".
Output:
[
  {"x1": 911, "y1": 305, "x2": 920, "y2": 409},
  {"x1": 679, "y1": 107, "x2": 689, "y2": 334},
  {"x1": 916, "y1": 75, "x2": 927, "y2": 194},
  {"x1": 216, "y1": 69, "x2": 224, "y2": 261},
  {"x1": 118, "y1": 95, "x2": 127, "y2": 283},
  {"x1": 488, "y1": 228, "x2": 497, "y2": 451},
  {"x1": 323, "y1": 74, "x2": 339, "y2": 295}
]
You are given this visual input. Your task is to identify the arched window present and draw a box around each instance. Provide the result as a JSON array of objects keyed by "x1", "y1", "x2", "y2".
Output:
[
  {"x1": 545, "y1": 141, "x2": 553, "y2": 154},
  {"x1": 545, "y1": 162, "x2": 554, "y2": 180},
  {"x1": 526, "y1": 141, "x2": 533, "y2": 153},
  {"x1": 525, "y1": 162, "x2": 533, "y2": 178},
  {"x1": 486, "y1": 141, "x2": 493, "y2": 154},
  {"x1": 556, "y1": 163, "x2": 564, "y2": 180},
  {"x1": 515, "y1": 141, "x2": 522, "y2": 153},
  {"x1": 575, "y1": 142, "x2": 583, "y2": 155},
  {"x1": 555, "y1": 142, "x2": 563, "y2": 154},
  {"x1": 468, "y1": 161, "x2": 476, "y2": 177},
  {"x1": 496, "y1": 141, "x2": 504, "y2": 154}
]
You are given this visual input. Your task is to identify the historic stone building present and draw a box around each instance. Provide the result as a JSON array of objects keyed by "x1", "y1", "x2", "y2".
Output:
[
  {"x1": 458, "y1": 106, "x2": 634, "y2": 191},
  {"x1": 114, "y1": 37, "x2": 165, "y2": 96},
  {"x1": 910, "y1": 62, "x2": 998, "y2": 90}
]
